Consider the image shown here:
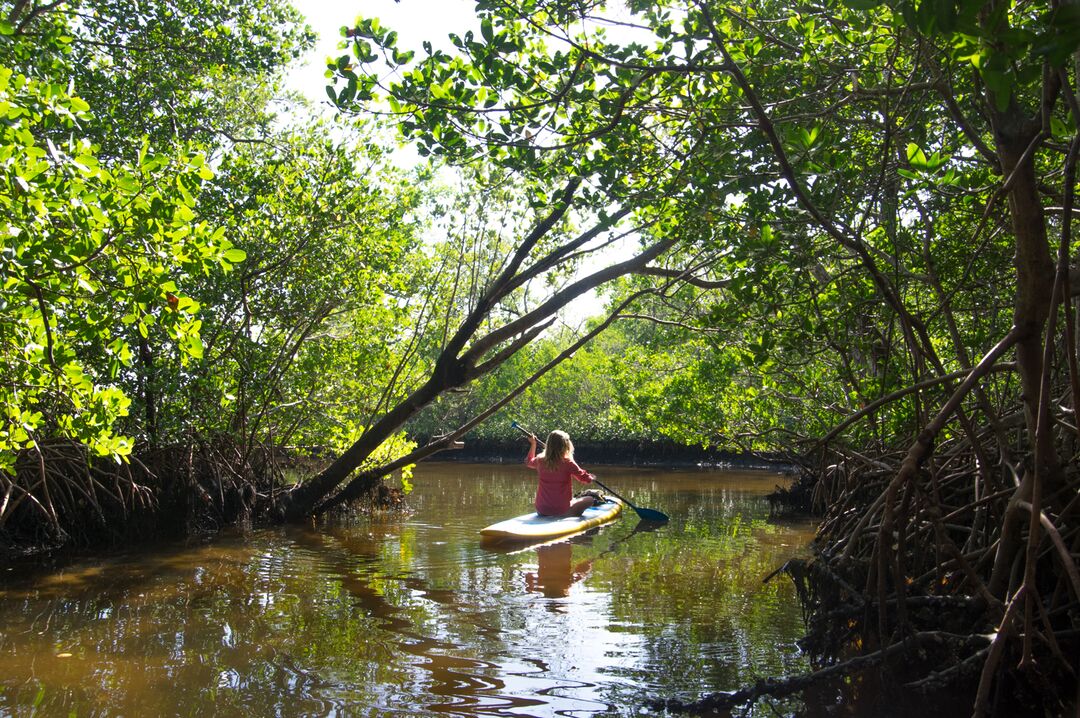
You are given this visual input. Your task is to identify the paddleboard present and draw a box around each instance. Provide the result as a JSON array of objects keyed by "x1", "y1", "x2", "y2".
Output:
[{"x1": 479, "y1": 500, "x2": 623, "y2": 542}]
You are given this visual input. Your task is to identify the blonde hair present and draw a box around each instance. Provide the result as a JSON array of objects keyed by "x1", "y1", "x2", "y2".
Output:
[{"x1": 540, "y1": 430, "x2": 573, "y2": 470}]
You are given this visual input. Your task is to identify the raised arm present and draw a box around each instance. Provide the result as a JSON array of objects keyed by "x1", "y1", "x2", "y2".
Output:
[{"x1": 525, "y1": 434, "x2": 538, "y2": 468}]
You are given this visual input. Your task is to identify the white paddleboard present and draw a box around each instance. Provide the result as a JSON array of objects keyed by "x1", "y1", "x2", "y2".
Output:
[{"x1": 479, "y1": 500, "x2": 623, "y2": 542}]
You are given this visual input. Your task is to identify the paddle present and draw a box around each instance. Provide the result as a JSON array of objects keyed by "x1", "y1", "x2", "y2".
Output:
[
  {"x1": 510, "y1": 421, "x2": 669, "y2": 523},
  {"x1": 589, "y1": 479, "x2": 669, "y2": 523}
]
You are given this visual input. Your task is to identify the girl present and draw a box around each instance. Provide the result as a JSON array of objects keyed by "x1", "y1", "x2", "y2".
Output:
[{"x1": 526, "y1": 430, "x2": 598, "y2": 516}]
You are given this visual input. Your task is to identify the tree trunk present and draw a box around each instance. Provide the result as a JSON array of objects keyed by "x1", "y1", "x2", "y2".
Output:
[
  {"x1": 990, "y1": 102, "x2": 1061, "y2": 493},
  {"x1": 277, "y1": 358, "x2": 463, "y2": 521},
  {"x1": 138, "y1": 336, "x2": 157, "y2": 448}
]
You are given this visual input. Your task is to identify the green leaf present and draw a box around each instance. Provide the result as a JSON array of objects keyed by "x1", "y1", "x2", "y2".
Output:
[
  {"x1": 981, "y1": 68, "x2": 1013, "y2": 111},
  {"x1": 905, "y1": 142, "x2": 928, "y2": 168},
  {"x1": 186, "y1": 335, "x2": 204, "y2": 360},
  {"x1": 841, "y1": 0, "x2": 884, "y2": 10},
  {"x1": 116, "y1": 175, "x2": 140, "y2": 193},
  {"x1": 222, "y1": 248, "x2": 246, "y2": 263}
]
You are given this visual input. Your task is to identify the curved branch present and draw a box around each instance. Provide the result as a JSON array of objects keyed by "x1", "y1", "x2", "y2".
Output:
[
  {"x1": 818, "y1": 363, "x2": 1017, "y2": 447},
  {"x1": 463, "y1": 236, "x2": 676, "y2": 362},
  {"x1": 11, "y1": 0, "x2": 66, "y2": 35},
  {"x1": 840, "y1": 327, "x2": 1022, "y2": 563},
  {"x1": 637, "y1": 265, "x2": 731, "y2": 289},
  {"x1": 615, "y1": 313, "x2": 725, "y2": 333},
  {"x1": 1016, "y1": 501, "x2": 1080, "y2": 601}
]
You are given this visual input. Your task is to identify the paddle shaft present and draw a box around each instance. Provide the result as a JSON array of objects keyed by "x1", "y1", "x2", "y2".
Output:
[
  {"x1": 510, "y1": 421, "x2": 669, "y2": 522},
  {"x1": 590, "y1": 479, "x2": 633, "y2": 508},
  {"x1": 592, "y1": 479, "x2": 669, "y2": 521},
  {"x1": 511, "y1": 420, "x2": 542, "y2": 447}
]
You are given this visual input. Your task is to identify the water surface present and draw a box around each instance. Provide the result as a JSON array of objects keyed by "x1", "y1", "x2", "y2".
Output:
[{"x1": 0, "y1": 462, "x2": 815, "y2": 716}]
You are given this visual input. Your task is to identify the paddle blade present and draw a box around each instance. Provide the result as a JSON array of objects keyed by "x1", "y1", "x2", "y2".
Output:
[
  {"x1": 592, "y1": 479, "x2": 668, "y2": 522},
  {"x1": 634, "y1": 507, "x2": 669, "y2": 522}
]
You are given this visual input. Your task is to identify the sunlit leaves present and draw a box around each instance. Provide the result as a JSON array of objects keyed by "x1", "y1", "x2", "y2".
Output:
[
  {"x1": 2, "y1": 0, "x2": 317, "y2": 160},
  {"x1": 0, "y1": 64, "x2": 233, "y2": 467},
  {"x1": 329, "y1": 5, "x2": 704, "y2": 212},
  {"x1": 875, "y1": 0, "x2": 1074, "y2": 110},
  {"x1": 178, "y1": 122, "x2": 424, "y2": 455}
]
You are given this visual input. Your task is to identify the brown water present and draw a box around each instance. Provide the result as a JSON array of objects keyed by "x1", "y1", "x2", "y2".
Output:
[{"x1": 0, "y1": 463, "x2": 816, "y2": 717}]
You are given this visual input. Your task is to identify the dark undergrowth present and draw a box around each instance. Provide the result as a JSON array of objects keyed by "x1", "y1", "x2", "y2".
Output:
[
  {"x1": 0, "y1": 438, "x2": 278, "y2": 564},
  {"x1": 0, "y1": 437, "x2": 414, "y2": 567},
  {"x1": 668, "y1": 454, "x2": 1080, "y2": 718}
]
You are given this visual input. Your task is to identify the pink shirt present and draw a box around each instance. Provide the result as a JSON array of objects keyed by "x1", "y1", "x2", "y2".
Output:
[{"x1": 526, "y1": 446, "x2": 594, "y2": 516}]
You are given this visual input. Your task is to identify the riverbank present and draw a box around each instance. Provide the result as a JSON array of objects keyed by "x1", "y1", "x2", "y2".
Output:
[
  {"x1": 0, "y1": 436, "x2": 797, "y2": 565},
  {"x1": 427, "y1": 437, "x2": 797, "y2": 472}
]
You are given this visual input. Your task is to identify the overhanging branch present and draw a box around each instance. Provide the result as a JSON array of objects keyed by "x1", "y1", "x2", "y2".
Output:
[{"x1": 638, "y1": 265, "x2": 731, "y2": 289}]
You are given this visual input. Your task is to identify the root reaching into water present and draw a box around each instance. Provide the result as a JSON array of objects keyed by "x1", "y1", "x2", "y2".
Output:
[
  {"x1": 649, "y1": 630, "x2": 991, "y2": 714},
  {"x1": 0, "y1": 437, "x2": 285, "y2": 560},
  {"x1": 654, "y1": 451, "x2": 1080, "y2": 717}
]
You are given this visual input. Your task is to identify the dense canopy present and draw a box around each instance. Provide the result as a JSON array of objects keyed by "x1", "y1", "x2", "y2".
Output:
[{"x1": 1, "y1": 0, "x2": 1078, "y2": 713}]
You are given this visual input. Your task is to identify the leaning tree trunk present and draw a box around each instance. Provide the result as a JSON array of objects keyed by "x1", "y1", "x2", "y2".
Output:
[
  {"x1": 272, "y1": 177, "x2": 677, "y2": 522},
  {"x1": 276, "y1": 357, "x2": 465, "y2": 521}
]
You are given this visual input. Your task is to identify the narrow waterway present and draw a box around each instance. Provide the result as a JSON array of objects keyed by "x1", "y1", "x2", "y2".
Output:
[{"x1": 0, "y1": 463, "x2": 816, "y2": 717}]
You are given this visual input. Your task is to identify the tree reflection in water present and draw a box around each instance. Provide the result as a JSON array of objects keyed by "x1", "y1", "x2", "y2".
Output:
[{"x1": 0, "y1": 463, "x2": 815, "y2": 717}]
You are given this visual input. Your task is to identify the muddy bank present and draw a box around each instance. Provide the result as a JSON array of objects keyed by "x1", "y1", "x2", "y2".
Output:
[{"x1": 427, "y1": 437, "x2": 796, "y2": 471}]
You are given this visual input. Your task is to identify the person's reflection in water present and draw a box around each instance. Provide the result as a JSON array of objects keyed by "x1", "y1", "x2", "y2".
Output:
[{"x1": 525, "y1": 542, "x2": 593, "y2": 598}]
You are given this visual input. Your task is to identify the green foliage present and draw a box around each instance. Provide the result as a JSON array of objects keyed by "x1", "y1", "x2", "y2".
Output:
[
  {"x1": 331, "y1": 2, "x2": 711, "y2": 216},
  {"x1": 0, "y1": 1, "x2": 426, "y2": 485},
  {"x1": 0, "y1": 64, "x2": 232, "y2": 470},
  {"x1": 336, "y1": 0, "x2": 1037, "y2": 458},
  {"x1": 877, "y1": 0, "x2": 1080, "y2": 109},
  {"x1": 364, "y1": 433, "x2": 417, "y2": 493},
  {"x1": 0, "y1": 0, "x2": 316, "y2": 158},
  {"x1": 145, "y1": 122, "x2": 425, "y2": 453}
]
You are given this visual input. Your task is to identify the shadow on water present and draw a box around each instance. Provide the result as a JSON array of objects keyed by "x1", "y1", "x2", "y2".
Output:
[{"x1": 0, "y1": 462, "x2": 818, "y2": 717}]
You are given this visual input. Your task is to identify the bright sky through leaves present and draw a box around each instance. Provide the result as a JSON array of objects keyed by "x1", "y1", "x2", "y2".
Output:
[
  {"x1": 286, "y1": 0, "x2": 477, "y2": 104},
  {"x1": 286, "y1": 0, "x2": 610, "y2": 324}
]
